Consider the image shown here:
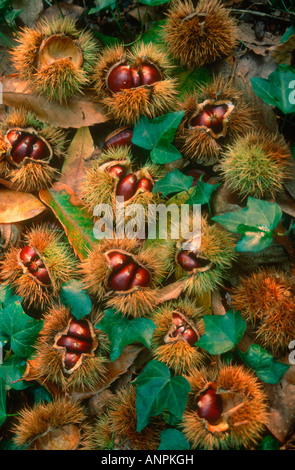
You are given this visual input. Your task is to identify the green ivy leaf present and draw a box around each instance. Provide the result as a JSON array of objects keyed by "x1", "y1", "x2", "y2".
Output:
[
  {"x1": 60, "y1": 280, "x2": 92, "y2": 320},
  {"x1": 96, "y1": 309, "x2": 156, "y2": 361},
  {"x1": 212, "y1": 197, "x2": 282, "y2": 252},
  {"x1": 158, "y1": 429, "x2": 190, "y2": 451},
  {"x1": 0, "y1": 300, "x2": 43, "y2": 357},
  {"x1": 0, "y1": 355, "x2": 28, "y2": 391},
  {"x1": 88, "y1": 0, "x2": 116, "y2": 14},
  {"x1": 135, "y1": 360, "x2": 191, "y2": 432},
  {"x1": 196, "y1": 310, "x2": 246, "y2": 355},
  {"x1": 251, "y1": 65, "x2": 295, "y2": 115},
  {"x1": 257, "y1": 435, "x2": 280, "y2": 450},
  {"x1": 0, "y1": 378, "x2": 6, "y2": 426},
  {"x1": 237, "y1": 344, "x2": 289, "y2": 384},
  {"x1": 131, "y1": 112, "x2": 184, "y2": 164},
  {"x1": 186, "y1": 180, "x2": 220, "y2": 206},
  {"x1": 139, "y1": 0, "x2": 170, "y2": 5},
  {"x1": 153, "y1": 169, "x2": 193, "y2": 197}
]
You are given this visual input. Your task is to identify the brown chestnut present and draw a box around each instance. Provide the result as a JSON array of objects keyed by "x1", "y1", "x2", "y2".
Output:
[
  {"x1": 177, "y1": 251, "x2": 200, "y2": 272},
  {"x1": 197, "y1": 388, "x2": 223, "y2": 425},
  {"x1": 19, "y1": 245, "x2": 51, "y2": 286},
  {"x1": 136, "y1": 177, "x2": 153, "y2": 193},
  {"x1": 116, "y1": 174, "x2": 138, "y2": 201},
  {"x1": 181, "y1": 328, "x2": 198, "y2": 347},
  {"x1": 109, "y1": 262, "x2": 137, "y2": 291},
  {"x1": 67, "y1": 319, "x2": 92, "y2": 343},
  {"x1": 108, "y1": 165, "x2": 126, "y2": 180},
  {"x1": 128, "y1": 266, "x2": 151, "y2": 289},
  {"x1": 107, "y1": 63, "x2": 162, "y2": 94},
  {"x1": 57, "y1": 335, "x2": 92, "y2": 354},
  {"x1": 107, "y1": 250, "x2": 130, "y2": 272},
  {"x1": 191, "y1": 104, "x2": 228, "y2": 135},
  {"x1": 104, "y1": 127, "x2": 133, "y2": 150}
]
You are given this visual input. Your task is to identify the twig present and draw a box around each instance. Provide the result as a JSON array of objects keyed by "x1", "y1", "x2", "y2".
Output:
[{"x1": 230, "y1": 8, "x2": 292, "y2": 22}]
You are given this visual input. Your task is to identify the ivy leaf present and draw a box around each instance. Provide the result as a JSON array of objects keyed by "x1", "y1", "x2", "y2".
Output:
[
  {"x1": 257, "y1": 435, "x2": 280, "y2": 450},
  {"x1": 186, "y1": 179, "x2": 220, "y2": 206},
  {"x1": 135, "y1": 360, "x2": 191, "y2": 432},
  {"x1": 152, "y1": 169, "x2": 193, "y2": 197},
  {"x1": 196, "y1": 310, "x2": 246, "y2": 355},
  {"x1": 151, "y1": 138, "x2": 182, "y2": 164},
  {"x1": 0, "y1": 378, "x2": 6, "y2": 426},
  {"x1": 212, "y1": 197, "x2": 282, "y2": 252},
  {"x1": 0, "y1": 356, "x2": 28, "y2": 391},
  {"x1": 0, "y1": 300, "x2": 43, "y2": 357},
  {"x1": 139, "y1": 0, "x2": 170, "y2": 5},
  {"x1": 158, "y1": 429, "x2": 190, "y2": 451},
  {"x1": 88, "y1": 0, "x2": 116, "y2": 14},
  {"x1": 251, "y1": 65, "x2": 295, "y2": 115},
  {"x1": 96, "y1": 309, "x2": 156, "y2": 361},
  {"x1": 60, "y1": 280, "x2": 92, "y2": 320},
  {"x1": 237, "y1": 344, "x2": 289, "y2": 384},
  {"x1": 131, "y1": 112, "x2": 184, "y2": 164}
]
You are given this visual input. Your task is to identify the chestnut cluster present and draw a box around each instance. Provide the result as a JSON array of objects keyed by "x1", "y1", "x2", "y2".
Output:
[
  {"x1": 107, "y1": 62, "x2": 162, "y2": 93},
  {"x1": 6, "y1": 129, "x2": 52, "y2": 166},
  {"x1": 169, "y1": 312, "x2": 198, "y2": 347},
  {"x1": 190, "y1": 104, "x2": 229, "y2": 137},
  {"x1": 107, "y1": 250, "x2": 151, "y2": 291},
  {"x1": 19, "y1": 245, "x2": 51, "y2": 286},
  {"x1": 54, "y1": 319, "x2": 96, "y2": 372},
  {"x1": 108, "y1": 164, "x2": 153, "y2": 202}
]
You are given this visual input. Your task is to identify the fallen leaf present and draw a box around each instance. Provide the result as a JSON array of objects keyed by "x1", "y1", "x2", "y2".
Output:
[
  {"x1": 0, "y1": 188, "x2": 47, "y2": 223},
  {"x1": 38, "y1": 2, "x2": 84, "y2": 21},
  {"x1": 1, "y1": 75, "x2": 109, "y2": 129},
  {"x1": 155, "y1": 280, "x2": 185, "y2": 303},
  {"x1": 237, "y1": 22, "x2": 281, "y2": 56},
  {"x1": 59, "y1": 127, "x2": 95, "y2": 196},
  {"x1": 12, "y1": 0, "x2": 44, "y2": 27}
]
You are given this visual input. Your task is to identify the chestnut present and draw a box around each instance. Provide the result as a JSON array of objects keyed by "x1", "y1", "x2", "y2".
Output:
[
  {"x1": 177, "y1": 251, "x2": 200, "y2": 272},
  {"x1": 67, "y1": 319, "x2": 93, "y2": 343},
  {"x1": 181, "y1": 328, "x2": 198, "y2": 347},
  {"x1": 107, "y1": 65, "x2": 134, "y2": 93},
  {"x1": 104, "y1": 127, "x2": 133, "y2": 149},
  {"x1": 172, "y1": 312, "x2": 185, "y2": 327},
  {"x1": 108, "y1": 165, "x2": 126, "y2": 180},
  {"x1": 197, "y1": 388, "x2": 223, "y2": 425},
  {"x1": 191, "y1": 104, "x2": 228, "y2": 135},
  {"x1": 136, "y1": 177, "x2": 153, "y2": 193},
  {"x1": 129, "y1": 266, "x2": 151, "y2": 289},
  {"x1": 109, "y1": 262, "x2": 138, "y2": 291},
  {"x1": 107, "y1": 250, "x2": 131, "y2": 272},
  {"x1": 116, "y1": 174, "x2": 138, "y2": 201}
]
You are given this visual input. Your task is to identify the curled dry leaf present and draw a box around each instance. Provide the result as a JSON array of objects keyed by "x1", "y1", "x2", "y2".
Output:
[
  {"x1": 269, "y1": 34, "x2": 295, "y2": 66},
  {"x1": 1, "y1": 75, "x2": 109, "y2": 129},
  {"x1": 0, "y1": 188, "x2": 47, "y2": 223}
]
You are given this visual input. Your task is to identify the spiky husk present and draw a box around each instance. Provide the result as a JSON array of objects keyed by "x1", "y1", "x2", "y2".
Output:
[
  {"x1": 149, "y1": 297, "x2": 209, "y2": 375},
  {"x1": 0, "y1": 107, "x2": 66, "y2": 191},
  {"x1": 80, "y1": 145, "x2": 166, "y2": 224},
  {"x1": 81, "y1": 238, "x2": 168, "y2": 318},
  {"x1": 230, "y1": 268, "x2": 295, "y2": 356},
  {"x1": 0, "y1": 224, "x2": 78, "y2": 310},
  {"x1": 220, "y1": 131, "x2": 291, "y2": 199},
  {"x1": 163, "y1": 0, "x2": 238, "y2": 69},
  {"x1": 27, "y1": 304, "x2": 109, "y2": 393},
  {"x1": 10, "y1": 17, "x2": 99, "y2": 103},
  {"x1": 158, "y1": 216, "x2": 236, "y2": 296},
  {"x1": 176, "y1": 76, "x2": 256, "y2": 164},
  {"x1": 88, "y1": 386, "x2": 165, "y2": 450},
  {"x1": 92, "y1": 42, "x2": 178, "y2": 124},
  {"x1": 13, "y1": 397, "x2": 91, "y2": 450},
  {"x1": 182, "y1": 364, "x2": 268, "y2": 450}
]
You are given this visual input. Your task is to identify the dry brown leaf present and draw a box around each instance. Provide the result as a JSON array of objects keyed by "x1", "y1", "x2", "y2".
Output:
[
  {"x1": 155, "y1": 279, "x2": 185, "y2": 303},
  {"x1": 38, "y1": 2, "x2": 84, "y2": 21},
  {"x1": 1, "y1": 74, "x2": 109, "y2": 129},
  {"x1": 59, "y1": 127, "x2": 95, "y2": 196},
  {"x1": 0, "y1": 188, "x2": 47, "y2": 223},
  {"x1": 237, "y1": 22, "x2": 281, "y2": 56},
  {"x1": 12, "y1": 0, "x2": 44, "y2": 27}
]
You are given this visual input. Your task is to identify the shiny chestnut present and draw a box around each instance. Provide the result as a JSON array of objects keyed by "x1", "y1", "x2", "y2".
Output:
[
  {"x1": 6, "y1": 129, "x2": 52, "y2": 166},
  {"x1": 107, "y1": 250, "x2": 151, "y2": 292},
  {"x1": 19, "y1": 245, "x2": 51, "y2": 286},
  {"x1": 191, "y1": 104, "x2": 228, "y2": 135},
  {"x1": 55, "y1": 318, "x2": 95, "y2": 371},
  {"x1": 104, "y1": 127, "x2": 133, "y2": 150},
  {"x1": 107, "y1": 63, "x2": 162, "y2": 93},
  {"x1": 197, "y1": 388, "x2": 223, "y2": 425}
]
